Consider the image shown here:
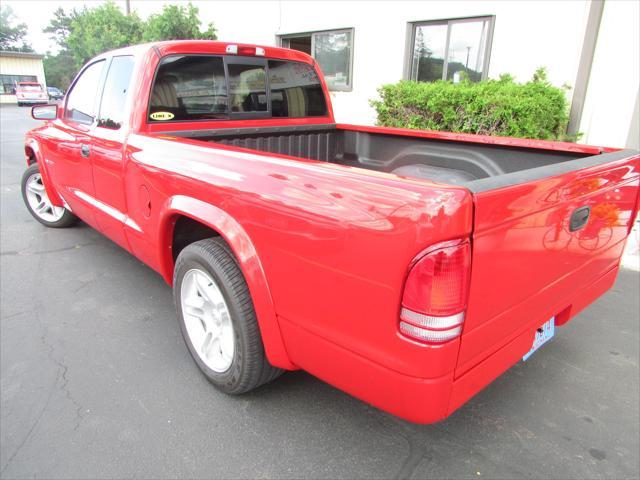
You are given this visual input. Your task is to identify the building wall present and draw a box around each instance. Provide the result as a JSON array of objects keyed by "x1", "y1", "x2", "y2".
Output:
[
  {"x1": 0, "y1": 55, "x2": 47, "y2": 104},
  {"x1": 192, "y1": 0, "x2": 591, "y2": 125},
  {"x1": 578, "y1": 0, "x2": 640, "y2": 148}
]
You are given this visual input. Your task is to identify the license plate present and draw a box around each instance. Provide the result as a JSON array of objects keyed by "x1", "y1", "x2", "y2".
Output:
[{"x1": 523, "y1": 317, "x2": 555, "y2": 361}]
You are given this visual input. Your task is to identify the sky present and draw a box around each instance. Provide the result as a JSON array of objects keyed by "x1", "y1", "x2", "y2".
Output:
[{"x1": 4, "y1": 0, "x2": 230, "y2": 54}]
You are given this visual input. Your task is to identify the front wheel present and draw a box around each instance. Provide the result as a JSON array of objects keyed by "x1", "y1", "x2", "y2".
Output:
[
  {"x1": 174, "y1": 238, "x2": 283, "y2": 394},
  {"x1": 21, "y1": 163, "x2": 77, "y2": 228}
]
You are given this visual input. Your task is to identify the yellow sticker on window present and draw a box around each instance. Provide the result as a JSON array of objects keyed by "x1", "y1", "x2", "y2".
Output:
[{"x1": 150, "y1": 111, "x2": 175, "y2": 121}]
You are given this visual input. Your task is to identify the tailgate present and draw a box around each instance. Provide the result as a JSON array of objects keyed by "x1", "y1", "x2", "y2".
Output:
[{"x1": 456, "y1": 149, "x2": 640, "y2": 376}]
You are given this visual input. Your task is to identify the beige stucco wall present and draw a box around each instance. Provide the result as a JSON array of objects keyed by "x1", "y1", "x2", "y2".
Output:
[{"x1": 0, "y1": 55, "x2": 47, "y2": 104}]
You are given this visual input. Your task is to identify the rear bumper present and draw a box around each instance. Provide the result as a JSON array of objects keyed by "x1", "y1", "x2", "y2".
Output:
[
  {"x1": 279, "y1": 265, "x2": 619, "y2": 424},
  {"x1": 17, "y1": 99, "x2": 48, "y2": 105},
  {"x1": 280, "y1": 315, "x2": 452, "y2": 424}
]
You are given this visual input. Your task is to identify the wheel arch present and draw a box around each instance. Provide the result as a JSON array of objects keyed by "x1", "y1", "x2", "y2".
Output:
[
  {"x1": 24, "y1": 138, "x2": 64, "y2": 206},
  {"x1": 159, "y1": 195, "x2": 295, "y2": 370}
]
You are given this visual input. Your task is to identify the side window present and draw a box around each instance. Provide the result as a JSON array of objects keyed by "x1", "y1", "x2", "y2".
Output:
[
  {"x1": 98, "y1": 56, "x2": 135, "y2": 129},
  {"x1": 149, "y1": 56, "x2": 227, "y2": 122},
  {"x1": 65, "y1": 60, "x2": 105, "y2": 125},
  {"x1": 268, "y1": 60, "x2": 327, "y2": 117}
]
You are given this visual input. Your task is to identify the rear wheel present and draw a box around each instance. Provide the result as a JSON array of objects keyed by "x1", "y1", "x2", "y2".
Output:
[
  {"x1": 174, "y1": 238, "x2": 283, "y2": 394},
  {"x1": 21, "y1": 163, "x2": 76, "y2": 228}
]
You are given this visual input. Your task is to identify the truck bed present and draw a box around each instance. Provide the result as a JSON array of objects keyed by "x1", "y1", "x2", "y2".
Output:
[
  {"x1": 159, "y1": 123, "x2": 639, "y2": 408},
  {"x1": 165, "y1": 124, "x2": 629, "y2": 190}
]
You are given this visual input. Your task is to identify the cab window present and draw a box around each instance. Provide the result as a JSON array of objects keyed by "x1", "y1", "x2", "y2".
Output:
[
  {"x1": 227, "y1": 63, "x2": 267, "y2": 113},
  {"x1": 148, "y1": 55, "x2": 328, "y2": 122},
  {"x1": 98, "y1": 56, "x2": 135, "y2": 129},
  {"x1": 150, "y1": 56, "x2": 228, "y2": 122},
  {"x1": 268, "y1": 60, "x2": 327, "y2": 117}
]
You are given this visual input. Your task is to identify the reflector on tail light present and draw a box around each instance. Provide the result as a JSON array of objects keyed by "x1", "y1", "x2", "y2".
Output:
[
  {"x1": 399, "y1": 239, "x2": 471, "y2": 344},
  {"x1": 399, "y1": 321, "x2": 462, "y2": 343},
  {"x1": 400, "y1": 308, "x2": 464, "y2": 329}
]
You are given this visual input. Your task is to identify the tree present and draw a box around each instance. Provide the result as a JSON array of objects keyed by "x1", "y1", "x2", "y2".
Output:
[
  {"x1": 142, "y1": 3, "x2": 217, "y2": 42},
  {"x1": 414, "y1": 29, "x2": 431, "y2": 59},
  {"x1": 66, "y1": 1, "x2": 143, "y2": 66},
  {"x1": 42, "y1": 8, "x2": 78, "y2": 89},
  {"x1": 43, "y1": 51, "x2": 76, "y2": 90},
  {"x1": 0, "y1": 5, "x2": 33, "y2": 52},
  {"x1": 43, "y1": 7, "x2": 77, "y2": 51},
  {"x1": 41, "y1": 0, "x2": 217, "y2": 87}
]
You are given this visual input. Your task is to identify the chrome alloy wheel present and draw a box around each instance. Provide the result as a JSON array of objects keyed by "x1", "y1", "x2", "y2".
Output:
[
  {"x1": 24, "y1": 173, "x2": 65, "y2": 222},
  {"x1": 180, "y1": 268, "x2": 235, "y2": 373}
]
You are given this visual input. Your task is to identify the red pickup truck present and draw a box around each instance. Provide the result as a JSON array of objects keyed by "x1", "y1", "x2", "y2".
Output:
[{"x1": 22, "y1": 41, "x2": 639, "y2": 423}]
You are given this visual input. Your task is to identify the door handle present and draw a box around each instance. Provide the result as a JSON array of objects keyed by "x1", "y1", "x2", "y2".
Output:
[
  {"x1": 569, "y1": 206, "x2": 590, "y2": 232},
  {"x1": 80, "y1": 144, "x2": 91, "y2": 158}
]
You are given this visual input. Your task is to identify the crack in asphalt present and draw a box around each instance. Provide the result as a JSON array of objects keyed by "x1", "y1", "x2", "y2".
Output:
[
  {"x1": 0, "y1": 235, "x2": 85, "y2": 475},
  {"x1": 359, "y1": 402, "x2": 531, "y2": 480},
  {"x1": 0, "y1": 367, "x2": 60, "y2": 476},
  {"x1": 72, "y1": 272, "x2": 105, "y2": 294},
  {"x1": 45, "y1": 335, "x2": 85, "y2": 433},
  {"x1": 358, "y1": 405, "x2": 429, "y2": 480},
  {"x1": 0, "y1": 242, "x2": 96, "y2": 257}
]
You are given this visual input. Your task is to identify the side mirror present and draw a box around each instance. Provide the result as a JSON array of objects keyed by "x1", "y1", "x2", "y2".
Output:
[{"x1": 31, "y1": 104, "x2": 57, "y2": 121}]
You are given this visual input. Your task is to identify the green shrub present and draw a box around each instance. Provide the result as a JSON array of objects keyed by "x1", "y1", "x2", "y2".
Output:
[{"x1": 370, "y1": 68, "x2": 578, "y2": 141}]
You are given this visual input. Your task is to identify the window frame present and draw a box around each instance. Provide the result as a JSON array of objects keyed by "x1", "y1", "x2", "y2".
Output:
[
  {"x1": 277, "y1": 27, "x2": 355, "y2": 92},
  {"x1": 404, "y1": 16, "x2": 495, "y2": 82},
  {"x1": 146, "y1": 54, "x2": 329, "y2": 124},
  {"x1": 63, "y1": 59, "x2": 108, "y2": 127}
]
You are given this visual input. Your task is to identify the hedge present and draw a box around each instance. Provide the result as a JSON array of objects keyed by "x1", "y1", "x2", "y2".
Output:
[{"x1": 370, "y1": 68, "x2": 578, "y2": 142}]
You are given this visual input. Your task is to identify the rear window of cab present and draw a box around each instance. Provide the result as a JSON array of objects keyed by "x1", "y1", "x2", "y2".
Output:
[{"x1": 148, "y1": 55, "x2": 328, "y2": 122}]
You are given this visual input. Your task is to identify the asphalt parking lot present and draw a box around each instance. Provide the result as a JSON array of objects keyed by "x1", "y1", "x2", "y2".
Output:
[{"x1": 0, "y1": 104, "x2": 638, "y2": 480}]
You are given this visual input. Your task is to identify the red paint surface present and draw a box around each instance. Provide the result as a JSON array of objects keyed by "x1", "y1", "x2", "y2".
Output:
[{"x1": 25, "y1": 41, "x2": 640, "y2": 423}]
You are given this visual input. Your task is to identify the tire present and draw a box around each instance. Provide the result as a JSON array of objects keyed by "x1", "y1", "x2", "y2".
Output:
[
  {"x1": 21, "y1": 163, "x2": 77, "y2": 228},
  {"x1": 174, "y1": 238, "x2": 283, "y2": 394}
]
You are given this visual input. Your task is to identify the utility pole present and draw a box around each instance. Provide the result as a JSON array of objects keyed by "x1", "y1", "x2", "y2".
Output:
[{"x1": 125, "y1": 0, "x2": 130, "y2": 15}]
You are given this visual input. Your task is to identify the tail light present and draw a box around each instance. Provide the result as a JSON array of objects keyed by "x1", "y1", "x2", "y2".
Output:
[{"x1": 399, "y1": 239, "x2": 471, "y2": 344}]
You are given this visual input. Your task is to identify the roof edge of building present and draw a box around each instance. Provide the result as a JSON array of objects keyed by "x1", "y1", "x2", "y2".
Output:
[{"x1": 0, "y1": 50, "x2": 45, "y2": 60}]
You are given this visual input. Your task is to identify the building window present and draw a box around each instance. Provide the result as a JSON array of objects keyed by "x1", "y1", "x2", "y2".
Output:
[
  {"x1": 279, "y1": 28, "x2": 354, "y2": 91},
  {"x1": 407, "y1": 16, "x2": 495, "y2": 83},
  {"x1": 0, "y1": 74, "x2": 38, "y2": 94}
]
